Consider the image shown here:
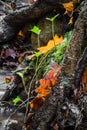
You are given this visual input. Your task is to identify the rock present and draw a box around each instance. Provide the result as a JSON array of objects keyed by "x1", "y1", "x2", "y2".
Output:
[{"x1": 1, "y1": 119, "x2": 22, "y2": 130}]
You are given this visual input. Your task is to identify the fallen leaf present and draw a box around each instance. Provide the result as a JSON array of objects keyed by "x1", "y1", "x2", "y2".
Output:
[
  {"x1": 30, "y1": 62, "x2": 61, "y2": 110},
  {"x1": 39, "y1": 79, "x2": 51, "y2": 88},
  {"x1": 24, "y1": 113, "x2": 34, "y2": 128},
  {"x1": 5, "y1": 48, "x2": 17, "y2": 59},
  {"x1": 35, "y1": 85, "x2": 50, "y2": 96},
  {"x1": 63, "y1": 2, "x2": 74, "y2": 13},
  {"x1": 18, "y1": 30, "x2": 24, "y2": 38},
  {"x1": 37, "y1": 35, "x2": 63, "y2": 53},
  {"x1": 5, "y1": 76, "x2": 13, "y2": 83},
  {"x1": 30, "y1": 96, "x2": 45, "y2": 110},
  {"x1": 82, "y1": 68, "x2": 87, "y2": 91},
  {"x1": 68, "y1": 17, "x2": 73, "y2": 25}
]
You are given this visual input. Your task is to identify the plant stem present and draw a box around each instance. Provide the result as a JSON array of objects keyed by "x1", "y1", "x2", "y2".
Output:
[
  {"x1": 52, "y1": 21, "x2": 55, "y2": 46},
  {"x1": 24, "y1": 51, "x2": 51, "y2": 121},
  {"x1": 38, "y1": 34, "x2": 40, "y2": 47},
  {"x1": 52, "y1": 21, "x2": 54, "y2": 38}
]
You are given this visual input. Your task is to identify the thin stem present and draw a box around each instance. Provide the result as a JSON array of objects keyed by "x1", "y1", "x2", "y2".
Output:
[
  {"x1": 52, "y1": 21, "x2": 56, "y2": 46},
  {"x1": 22, "y1": 78, "x2": 27, "y2": 94},
  {"x1": 52, "y1": 21, "x2": 54, "y2": 39},
  {"x1": 38, "y1": 34, "x2": 40, "y2": 47},
  {"x1": 36, "y1": 57, "x2": 38, "y2": 70},
  {"x1": 24, "y1": 51, "x2": 51, "y2": 121}
]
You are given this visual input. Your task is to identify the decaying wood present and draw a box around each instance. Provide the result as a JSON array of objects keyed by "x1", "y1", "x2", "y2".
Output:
[{"x1": 28, "y1": 4, "x2": 87, "y2": 130}]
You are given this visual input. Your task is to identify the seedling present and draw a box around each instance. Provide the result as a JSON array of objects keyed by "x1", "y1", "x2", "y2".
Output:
[
  {"x1": 46, "y1": 14, "x2": 59, "y2": 39},
  {"x1": 34, "y1": 51, "x2": 42, "y2": 70},
  {"x1": 13, "y1": 96, "x2": 21, "y2": 105},
  {"x1": 30, "y1": 26, "x2": 41, "y2": 47},
  {"x1": 16, "y1": 71, "x2": 27, "y2": 93}
]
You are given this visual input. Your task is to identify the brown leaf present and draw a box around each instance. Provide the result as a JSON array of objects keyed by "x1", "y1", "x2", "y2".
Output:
[{"x1": 30, "y1": 96, "x2": 45, "y2": 110}]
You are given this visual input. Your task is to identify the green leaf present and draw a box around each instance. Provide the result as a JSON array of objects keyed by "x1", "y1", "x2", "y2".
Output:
[
  {"x1": 16, "y1": 72, "x2": 24, "y2": 79},
  {"x1": 34, "y1": 51, "x2": 42, "y2": 58},
  {"x1": 13, "y1": 96, "x2": 21, "y2": 104},
  {"x1": 46, "y1": 14, "x2": 59, "y2": 22},
  {"x1": 30, "y1": 26, "x2": 41, "y2": 35}
]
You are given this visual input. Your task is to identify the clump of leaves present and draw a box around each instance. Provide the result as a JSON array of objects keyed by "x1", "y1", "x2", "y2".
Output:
[
  {"x1": 27, "y1": 31, "x2": 72, "y2": 78},
  {"x1": 37, "y1": 35, "x2": 63, "y2": 53},
  {"x1": 42, "y1": 30, "x2": 72, "y2": 76},
  {"x1": 30, "y1": 61, "x2": 61, "y2": 110}
]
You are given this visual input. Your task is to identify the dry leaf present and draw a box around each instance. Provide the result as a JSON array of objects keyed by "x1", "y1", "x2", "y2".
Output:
[
  {"x1": 37, "y1": 35, "x2": 63, "y2": 53},
  {"x1": 5, "y1": 76, "x2": 13, "y2": 83},
  {"x1": 18, "y1": 30, "x2": 24, "y2": 37},
  {"x1": 39, "y1": 79, "x2": 51, "y2": 88},
  {"x1": 68, "y1": 17, "x2": 73, "y2": 25},
  {"x1": 30, "y1": 96, "x2": 45, "y2": 110},
  {"x1": 24, "y1": 113, "x2": 34, "y2": 128},
  {"x1": 27, "y1": 54, "x2": 35, "y2": 60},
  {"x1": 63, "y1": 2, "x2": 74, "y2": 12},
  {"x1": 30, "y1": 62, "x2": 61, "y2": 110},
  {"x1": 82, "y1": 68, "x2": 87, "y2": 91}
]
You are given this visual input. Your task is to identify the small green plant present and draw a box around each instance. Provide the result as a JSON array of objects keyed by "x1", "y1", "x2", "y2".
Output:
[
  {"x1": 13, "y1": 96, "x2": 21, "y2": 105},
  {"x1": 30, "y1": 26, "x2": 41, "y2": 47},
  {"x1": 46, "y1": 14, "x2": 59, "y2": 39},
  {"x1": 34, "y1": 51, "x2": 42, "y2": 74},
  {"x1": 16, "y1": 71, "x2": 27, "y2": 93}
]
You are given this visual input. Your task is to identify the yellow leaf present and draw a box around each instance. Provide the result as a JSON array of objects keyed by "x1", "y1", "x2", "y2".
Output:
[
  {"x1": 18, "y1": 57, "x2": 23, "y2": 63},
  {"x1": 68, "y1": 17, "x2": 73, "y2": 25},
  {"x1": 5, "y1": 76, "x2": 13, "y2": 83},
  {"x1": 63, "y1": 2, "x2": 74, "y2": 16},
  {"x1": 37, "y1": 35, "x2": 63, "y2": 53},
  {"x1": 18, "y1": 30, "x2": 24, "y2": 37},
  {"x1": 63, "y1": 2, "x2": 74, "y2": 12}
]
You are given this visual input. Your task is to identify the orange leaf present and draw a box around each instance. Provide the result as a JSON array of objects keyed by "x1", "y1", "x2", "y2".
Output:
[
  {"x1": 30, "y1": 96, "x2": 45, "y2": 110},
  {"x1": 37, "y1": 35, "x2": 63, "y2": 53},
  {"x1": 82, "y1": 68, "x2": 87, "y2": 92},
  {"x1": 39, "y1": 79, "x2": 51, "y2": 88},
  {"x1": 45, "y1": 70, "x2": 55, "y2": 79},
  {"x1": 68, "y1": 17, "x2": 73, "y2": 25},
  {"x1": 18, "y1": 30, "x2": 24, "y2": 37},
  {"x1": 50, "y1": 77, "x2": 57, "y2": 86},
  {"x1": 35, "y1": 86, "x2": 50, "y2": 96},
  {"x1": 5, "y1": 76, "x2": 13, "y2": 83},
  {"x1": 63, "y1": 2, "x2": 74, "y2": 13}
]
